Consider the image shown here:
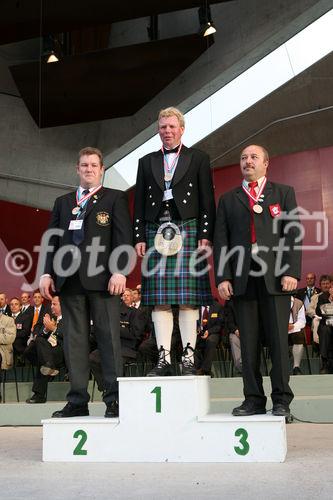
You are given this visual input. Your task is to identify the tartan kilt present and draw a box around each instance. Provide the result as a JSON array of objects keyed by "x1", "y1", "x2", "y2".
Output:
[{"x1": 141, "y1": 219, "x2": 213, "y2": 306}]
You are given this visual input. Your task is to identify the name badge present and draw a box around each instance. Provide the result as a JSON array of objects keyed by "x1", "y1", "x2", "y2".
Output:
[
  {"x1": 17, "y1": 324, "x2": 22, "y2": 329},
  {"x1": 68, "y1": 220, "x2": 83, "y2": 230},
  {"x1": 163, "y1": 189, "x2": 173, "y2": 201}
]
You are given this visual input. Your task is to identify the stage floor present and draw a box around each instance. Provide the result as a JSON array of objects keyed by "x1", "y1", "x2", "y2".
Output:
[{"x1": 0, "y1": 423, "x2": 332, "y2": 499}]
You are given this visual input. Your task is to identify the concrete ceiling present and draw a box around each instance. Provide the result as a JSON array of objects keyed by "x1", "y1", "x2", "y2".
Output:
[{"x1": 197, "y1": 50, "x2": 333, "y2": 168}]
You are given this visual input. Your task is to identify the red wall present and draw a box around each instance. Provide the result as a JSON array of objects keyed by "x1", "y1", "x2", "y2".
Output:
[{"x1": 1, "y1": 145, "x2": 332, "y2": 297}]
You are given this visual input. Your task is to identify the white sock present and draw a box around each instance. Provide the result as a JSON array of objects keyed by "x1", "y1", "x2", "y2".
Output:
[
  {"x1": 178, "y1": 308, "x2": 199, "y2": 361},
  {"x1": 152, "y1": 310, "x2": 173, "y2": 364},
  {"x1": 292, "y1": 344, "x2": 304, "y2": 368}
]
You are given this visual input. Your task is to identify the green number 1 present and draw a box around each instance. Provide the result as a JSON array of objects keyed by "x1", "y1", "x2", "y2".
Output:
[
  {"x1": 151, "y1": 386, "x2": 162, "y2": 413},
  {"x1": 234, "y1": 428, "x2": 250, "y2": 456},
  {"x1": 73, "y1": 429, "x2": 88, "y2": 455}
]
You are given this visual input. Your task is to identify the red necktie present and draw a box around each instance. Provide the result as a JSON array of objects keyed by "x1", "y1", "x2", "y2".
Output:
[
  {"x1": 202, "y1": 306, "x2": 209, "y2": 328},
  {"x1": 248, "y1": 181, "x2": 258, "y2": 243}
]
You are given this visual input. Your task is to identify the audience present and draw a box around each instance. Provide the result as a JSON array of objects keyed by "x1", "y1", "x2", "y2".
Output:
[
  {"x1": 0, "y1": 293, "x2": 12, "y2": 316},
  {"x1": 10, "y1": 297, "x2": 32, "y2": 364},
  {"x1": 0, "y1": 308, "x2": 16, "y2": 402},
  {"x1": 223, "y1": 299, "x2": 242, "y2": 374}
]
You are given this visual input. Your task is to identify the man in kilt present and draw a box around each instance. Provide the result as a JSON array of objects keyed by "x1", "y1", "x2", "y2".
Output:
[{"x1": 134, "y1": 107, "x2": 215, "y2": 375}]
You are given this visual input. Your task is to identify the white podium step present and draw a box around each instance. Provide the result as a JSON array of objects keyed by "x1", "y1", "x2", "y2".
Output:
[{"x1": 42, "y1": 376, "x2": 287, "y2": 463}]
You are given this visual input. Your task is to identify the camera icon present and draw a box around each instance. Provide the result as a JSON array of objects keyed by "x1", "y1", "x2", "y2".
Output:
[{"x1": 272, "y1": 206, "x2": 328, "y2": 251}]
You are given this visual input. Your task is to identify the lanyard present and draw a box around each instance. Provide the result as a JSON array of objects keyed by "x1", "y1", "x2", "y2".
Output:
[{"x1": 242, "y1": 177, "x2": 267, "y2": 203}]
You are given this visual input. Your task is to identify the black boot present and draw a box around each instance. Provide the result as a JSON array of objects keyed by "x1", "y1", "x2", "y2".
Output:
[
  {"x1": 181, "y1": 342, "x2": 196, "y2": 375},
  {"x1": 146, "y1": 346, "x2": 174, "y2": 377}
]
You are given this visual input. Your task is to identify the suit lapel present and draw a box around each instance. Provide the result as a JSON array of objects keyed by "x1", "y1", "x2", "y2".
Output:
[
  {"x1": 235, "y1": 187, "x2": 250, "y2": 211},
  {"x1": 262, "y1": 180, "x2": 273, "y2": 205},
  {"x1": 151, "y1": 152, "x2": 164, "y2": 191},
  {"x1": 84, "y1": 187, "x2": 106, "y2": 219},
  {"x1": 172, "y1": 146, "x2": 192, "y2": 186}
]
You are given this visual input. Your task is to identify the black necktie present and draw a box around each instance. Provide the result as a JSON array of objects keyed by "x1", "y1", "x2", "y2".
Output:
[
  {"x1": 73, "y1": 189, "x2": 90, "y2": 246},
  {"x1": 164, "y1": 146, "x2": 180, "y2": 154}
]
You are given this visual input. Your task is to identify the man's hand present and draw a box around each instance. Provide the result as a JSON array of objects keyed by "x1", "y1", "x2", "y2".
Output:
[
  {"x1": 198, "y1": 239, "x2": 212, "y2": 252},
  {"x1": 108, "y1": 273, "x2": 126, "y2": 295},
  {"x1": 39, "y1": 275, "x2": 55, "y2": 301},
  {"x1": 43, "y1": 313, "x2": 56, "y2": 332},
  {"x1": 281, "y1": 276, "x2": 298, "y2": 292},
  {"x1": 135, "y1": 242, "x2": 146, "y2": 257},
  {"x1": 218, "y1": 280, "x2": 233, "y2": 300},
  {"x1": 201, "y1": 330, "x2": 209, "y2": 339}
]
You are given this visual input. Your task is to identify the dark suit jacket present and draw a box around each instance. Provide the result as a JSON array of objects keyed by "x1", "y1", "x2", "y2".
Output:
[
  {"x1": 1, "y1": 305, "x2": 12, "y2": 316},
  {"x1": 199, "y1": 301, "x2": 224, "y2": 336},
  {"x1": 13, "y1": 311, "x2": 32, "y2": 340},
  {"x1": 214, "y1": 181, "x2": 302, "y2": 296},
  {"x1": 133, "y1": 145, "x2": 215, "y2": 244},
  {"x1": 43, "y1": 187, "x2": 132, "y2": 291},
  {"x1": 296, "y1": 287, "x2": 320, "y2": 303}
]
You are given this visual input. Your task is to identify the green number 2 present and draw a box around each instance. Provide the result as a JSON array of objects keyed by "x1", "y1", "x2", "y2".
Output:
[
  {"x1": 151, "y1": 386, "x2": 161, "y2": 413},
  {"x1": 234, "y1": 428, "x2": 250, "y2": 456},
  {"x1": 73, "y1": 429, "x2": 88, "y2": 455}
]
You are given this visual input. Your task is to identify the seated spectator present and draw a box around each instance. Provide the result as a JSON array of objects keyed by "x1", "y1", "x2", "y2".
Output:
[
  {"x1": 0, "y1": 293, "x2": 12, "y2": 316},
  {"x1": 24, "y1": 290, "x2": 51, "y2": 365},
  {"x1": 131, "y1": 287, "x2": 141, "y2": 309},
  {"x1": 10, "y1": 297, "x2": 32, "y2": 364},
  {"x1": 306, "y1": 275, "x2": 332, "y2": 351},
  {"x1": 195, "y1": 300, "x2": 224, "y2": 376},
  {"x1": 20, "y1": 292, "x2": 33, "y2": 316},
  {"x1": 288, "y1": 296, "x2": 306, "y2": 375},
  {"x1": 26, "y1": 296, "x2": 64, "y2": 403},
  {"x1": 0, "y1": 310, "x2": 16, "y2": 402},
  {"x1": 296, "y1": 272, "x2": 320, "y2": 343},
  {"x1": 316, "y1": 284, "x2": 333, "y2": 374},
  {"x1": 223, "y1": 299, "x2": 242, "y2": 374}
]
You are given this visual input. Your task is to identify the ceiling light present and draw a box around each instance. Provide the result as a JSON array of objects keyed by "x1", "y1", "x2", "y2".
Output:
[{"x1": 198, "y1": 3, "x2": 216, "y2": 37}]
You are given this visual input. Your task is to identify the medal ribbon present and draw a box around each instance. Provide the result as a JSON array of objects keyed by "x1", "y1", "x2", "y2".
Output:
[
  {"x1": 161, "y1": 143, "x2": 183, "y2": 176},
  {"x1": 242, "y1": 177, "x2": 266, "y2": 244},
  {"x1": 75, "y1": 184, "x2": 102, "y2": 208},
  {"x1": 241, "y1": 176, "x2": 267, "y2": 204}
]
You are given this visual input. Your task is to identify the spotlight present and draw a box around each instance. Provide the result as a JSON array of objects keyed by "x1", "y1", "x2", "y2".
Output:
[
  {"x1": 198, "y1": 3, "x2": 217, "y2": 37},
  {"x1": 47, "y1": 51, "x2": 59, "y2": 63},
  {"x1": 43, "y1": 35, "x2": 62, "y2": 63}
]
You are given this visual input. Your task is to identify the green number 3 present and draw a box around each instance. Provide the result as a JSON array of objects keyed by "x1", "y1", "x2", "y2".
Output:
[
  {"x1": 234, "y1": 428, "x2": 250, "y2": 456},
  {"x1": 73, "y1": 429, "x2": 88, "y2": 455}
]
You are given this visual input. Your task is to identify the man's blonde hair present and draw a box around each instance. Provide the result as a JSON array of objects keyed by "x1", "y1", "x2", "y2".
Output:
[{"x1": 158, "y1": 107, "x2": 185, "y2": 128}]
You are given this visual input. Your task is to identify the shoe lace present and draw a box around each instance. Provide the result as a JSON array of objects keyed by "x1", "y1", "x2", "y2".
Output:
[
  {"x1": 182, "y1": 342, "x2": 195, "y2": 367},
  {"x1": 156, "y1": 345, "x2": 171, "y2": 367}
]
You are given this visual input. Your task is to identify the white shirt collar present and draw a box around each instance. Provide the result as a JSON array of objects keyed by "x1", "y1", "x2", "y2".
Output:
[{"x1": 243, "y1": 176, "x2": 266, "y2": 190}]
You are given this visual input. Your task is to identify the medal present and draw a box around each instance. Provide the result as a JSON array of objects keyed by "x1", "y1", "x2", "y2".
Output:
[
  {"x1": 253, "y1": 204, "x2": 263, "y2": 214},
  {"x1": 164, "y1": 173, "x2": 172, "y2": 182},
  {"x1": 72, "y1": 206, "x2": 80, "y2": 215}
]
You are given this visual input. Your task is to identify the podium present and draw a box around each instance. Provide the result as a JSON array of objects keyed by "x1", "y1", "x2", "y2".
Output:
[{"x1": 42, "y1": 376, "x2": 287, "y2": 462}]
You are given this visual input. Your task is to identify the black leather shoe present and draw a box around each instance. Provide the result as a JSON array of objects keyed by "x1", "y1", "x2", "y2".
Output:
[
  {"x1": 292, "y1": 367, "x2": 302, "y2": 375},
  {"x1": 26, "y1": 394, "x2": 46, "y2": 404},
  {"x1": 52, "y1": 402, "x2": 89, "y2": 418},
  {"x1": 147, "y1": 346, "x2": 174, "y2": 376},
  {"x1": 105, "y1": 400, "x2": 119, "y2": 418},
  {"x1": 181, "y1": 343, "x2": 196, "y2": 375},
  {"x1": 272, "y1": 404, "x2": 291, "y2": 417},
  {"x1": 232, "y1": 400, "x2": 266, "y2": 416}
]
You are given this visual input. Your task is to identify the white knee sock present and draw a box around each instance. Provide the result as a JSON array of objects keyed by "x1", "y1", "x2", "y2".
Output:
[
  {"x1": 152, "y1": 310, "x2": 173, "y2": 364},
  {"x1": 292, "y1": 344, "x2": 304, "y2": 368},
  {"x1": 178, "y1": 309, "x2": 199, "y2": 361}
]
